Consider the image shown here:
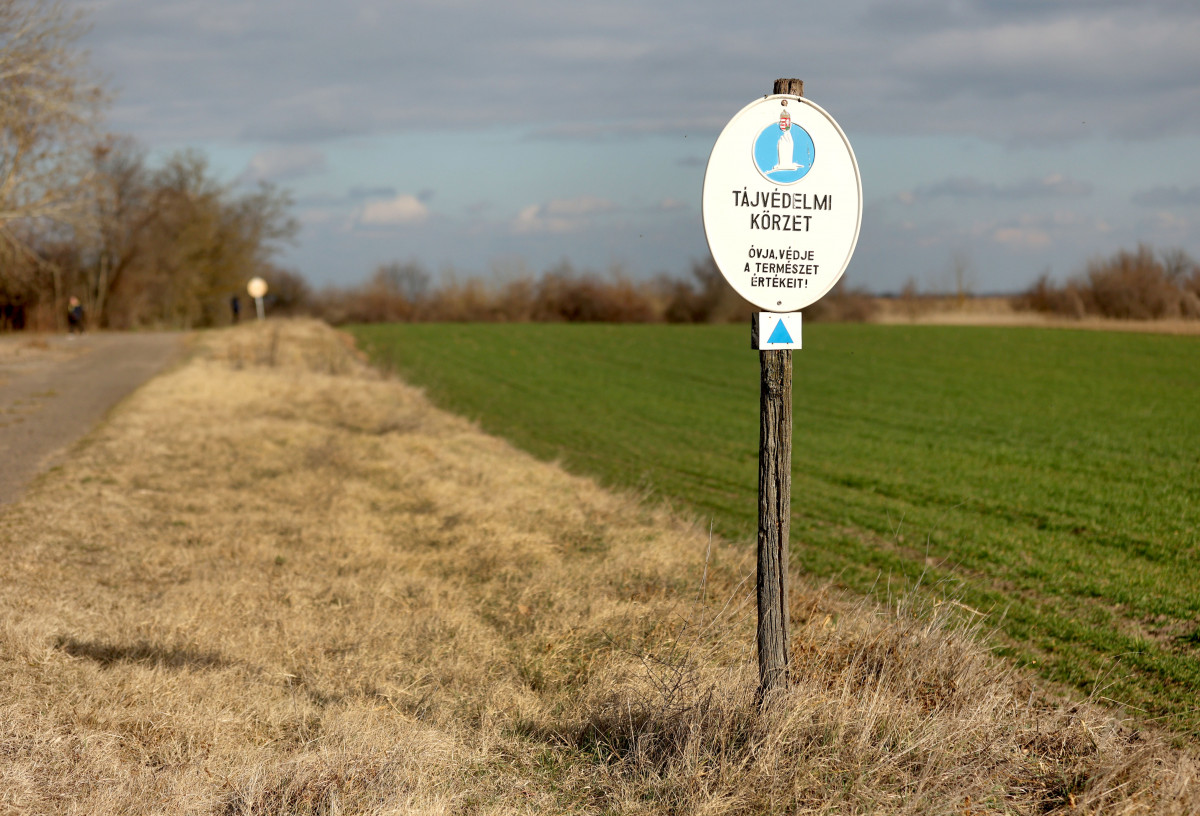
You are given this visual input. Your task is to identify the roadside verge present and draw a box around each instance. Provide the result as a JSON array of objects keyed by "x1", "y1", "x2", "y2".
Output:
[{"x1": 0, "y1": 319, "x2": 1193, "y2": 814}]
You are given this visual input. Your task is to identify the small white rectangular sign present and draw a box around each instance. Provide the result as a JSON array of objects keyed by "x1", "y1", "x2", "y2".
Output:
[{"x1": 755, "y1": 312, "x2": 802, "y2": 350}]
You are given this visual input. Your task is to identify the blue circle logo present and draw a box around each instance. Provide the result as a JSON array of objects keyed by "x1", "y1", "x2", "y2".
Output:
[{"x1": 752, "y1": 113, "x2": 814, "y2": 185}]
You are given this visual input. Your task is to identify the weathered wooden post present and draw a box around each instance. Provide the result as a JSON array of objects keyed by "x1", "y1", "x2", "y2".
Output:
[
  {"x1": 701, "y1": 77, "x2": 862, "y2": 704},
  {"x1": 754, "y1": 323, "x2": 793, "y2": 695},
  {"x1": 754, "y1": 77, "x2": 801, "y2": 699}
]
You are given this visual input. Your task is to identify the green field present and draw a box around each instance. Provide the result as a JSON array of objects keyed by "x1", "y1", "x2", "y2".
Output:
[{"x1": 351, "y1": 322, "x2": 1200, "y2": 737}]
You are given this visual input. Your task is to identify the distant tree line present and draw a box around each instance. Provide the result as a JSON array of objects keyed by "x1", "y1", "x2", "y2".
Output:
[
  {"x1": 304, "y1": 258, "x2": 878, "y2": 326},
  {"x1": 290, "y1": 245, "x2": 1200, "y2": 328},
  {"x1": 0, "y1": 0, "x2": 295, "y2": 331},
  {"x1": 1016, "y1": 245, "x2": 1200, "y2": 320}
]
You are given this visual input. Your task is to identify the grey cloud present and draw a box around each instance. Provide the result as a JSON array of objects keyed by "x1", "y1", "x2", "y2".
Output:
[
  {"x1": 347, "y1": 186, "x2": 398, "y2": 201},
  {"x1": 846, "y1": 2, "x2": 1200, "y2": 141},
  {"x1": 294, "y1": 191, "x2": 343, "y2": 207},
  {"x1": 74, "y1": 0, "x2": 1200, "y2": 149},
  {"x1": 526, "y1": 117, "x2": 727, "y2": 142},
  {"x1": 237, "y1": 145, "x2": 326, "y2": 183},
  {"x1": 1132, "y1": 185, "x2": 1200, "y2": 206},
  {"x1": 920, "y1": 177, "x2": 997, "y2": 198},
  {"x1": 1012, "y1": 175, "x2": 1093, "y2": 197},
  {"x1": 915, "y1": 173, "x2": 1093, "y2": 200},
  {"x1": 299, "y1": 186, "x2": 434, "y2": 211},
  {"x1": 649, "y1": 198, "x2": 688, "y2": 212},
  {"x1": 863, "y1": 0, "x2": 1143, "y2": 32},
  {"x1": 295, "y1": 187, "x2": 388, "y2": 207}
]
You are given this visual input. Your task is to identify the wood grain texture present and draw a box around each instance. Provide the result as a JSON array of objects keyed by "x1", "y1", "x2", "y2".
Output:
[
  {"x1": 773, "y1": 78, "x2": 804, "y2": 96},
  {"x1": 757, "y1": 347, "x2": 792, "y2": 696},
  {"x1": 758, "y1": 78, "x2": 802, "y2": 700}
]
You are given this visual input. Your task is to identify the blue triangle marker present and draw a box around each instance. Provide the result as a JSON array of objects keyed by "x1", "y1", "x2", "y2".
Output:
[{"x1": 767, "y1": 318, "x2": 793, "y2": 345}]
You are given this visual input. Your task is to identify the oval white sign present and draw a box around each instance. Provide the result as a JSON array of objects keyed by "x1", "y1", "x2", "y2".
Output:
[
  {"x1": 702, "y1": 95, "x2": 862, "y2": 312},
  {"x1": 247, "y1": 277, "x2": 268, "y2": 299}
]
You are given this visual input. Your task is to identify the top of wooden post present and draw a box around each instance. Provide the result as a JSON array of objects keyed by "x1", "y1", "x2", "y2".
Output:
[{"x1": 773, "y1": 78, "x2": 804, "y2": 97}]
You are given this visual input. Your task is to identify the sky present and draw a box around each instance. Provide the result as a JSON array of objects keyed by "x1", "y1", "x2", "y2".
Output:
[{"x1": 72, "y1": 0, "x2": 1200, "y2": 294}]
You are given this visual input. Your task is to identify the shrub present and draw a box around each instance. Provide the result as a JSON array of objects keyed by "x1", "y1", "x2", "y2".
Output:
[
  {"x1": 663, "y1": 259, "x2": 755, "y2": 324},
  {"x1": 805, "y1": 280, "x2": 879, "y2": 323},
  {"x1": 312, "y1": 257, "x2": 882, "y2": 326},
  {"x1": 529, "y1": 263, "x2": 660, "y2": 323},
  {"x1": 1017, "y1": 244, "x2": 1200, "y2": 320}
]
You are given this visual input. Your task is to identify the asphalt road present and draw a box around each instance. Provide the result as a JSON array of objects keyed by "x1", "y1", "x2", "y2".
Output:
[{"x1": 0, "y1": 331, "x2": 185, "y2": 505}]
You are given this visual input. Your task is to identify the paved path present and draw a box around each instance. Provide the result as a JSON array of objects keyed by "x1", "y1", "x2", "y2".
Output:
[{"x1": 0, "y1": 332, "x2": 185, "y2": 505}]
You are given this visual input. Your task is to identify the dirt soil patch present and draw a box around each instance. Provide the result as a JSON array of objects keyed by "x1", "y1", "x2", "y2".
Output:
[{"x1": 0, "y1": 320, "x2": 1195, "y2": 814}]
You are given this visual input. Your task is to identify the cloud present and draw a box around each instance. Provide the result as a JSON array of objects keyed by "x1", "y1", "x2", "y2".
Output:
[
  {"x1": 1132, "y1": 185, "x2": 1200, "y2": 206},
  {"x1": 887, "y1": 11, "x2": 1199, "y2": 93},
  {"x1": 348, "y1": 186, "x2": 398, "y2": 201},
  {"x1": 358, "y1": 194, "x2": 429, "y2": 226},
  {"x1": 1139, "y1": 210, "x2": 1191, "y2": 234},
  {"x1": 294, "y1": 191, "x2": 344, "y2": 207},
  {"x1": 912, "y1": 173, "x2": 1093, "y2": 201},
  {"x1": 512, "y1": 196, "x2": 618, "y2": 234},
  {"x1": 72, "y1": 0, "x2": 1200, "y2": 294},
  {"x1": 297, "y1": 207, "x2": 340, "y2": 227},
  {"x1": 543, "y1": 196, "x2": 616, "y2": 217},
  {"x1": 1015, "y1": 174, "x2": 1094, "y2": 198},
  {"x1": 864, "y1": 6, "x2": 1200, "y2": 137},
  {"x1": 512, "y1": 206, "x2": 573, "y2": 235},
  {"x1": 81, "y1": 0, "x2": 1200, "y2": 146},
  {"x1": 991, "y1": 226, "x2": 1052, "y2": 250},
  {"x1": 980, "y1": 211, "x2": 1112, "y2": 251},
  {"x1": 527, "y1": 116, "x2": 726, "y2": 141},
  {"x1": 238, "y1": 146, "x2": 326, "y2": 183}
]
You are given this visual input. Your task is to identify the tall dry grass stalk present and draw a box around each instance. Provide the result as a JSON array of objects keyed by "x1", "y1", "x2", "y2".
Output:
[{"x1": 0, "y1": 319, "x2": 1195, "y2": 814}]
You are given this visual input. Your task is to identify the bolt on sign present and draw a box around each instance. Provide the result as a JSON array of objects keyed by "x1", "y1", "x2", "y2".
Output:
[{"x1": 702, "y1": 95, "x2": 862, "y2": 313}]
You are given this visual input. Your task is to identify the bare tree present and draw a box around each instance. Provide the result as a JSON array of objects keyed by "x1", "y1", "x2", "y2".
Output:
[
  {"x1": 372, "y1": 260, "x2": 431, "y2": 303},
  {"x1": 97, "y1": 150, "x2": 297, "y2": 328},
  {"x1": 950, "y1": 250, "x2": 974, "y2": 306},
  {"x1": 85, "y1": 135, "x2": 151, "y2": 327},
  {"x1": 0, "y1": 4, "x2": 303, "y2": 332},
  {"x1": 0, "y1": 0, "x2": 104, "y2": 322}
]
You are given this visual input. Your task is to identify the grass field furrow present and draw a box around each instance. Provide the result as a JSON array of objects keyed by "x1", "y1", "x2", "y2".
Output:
[{"x1": 352, "y1": 322, "x2": 1200, "y2": 738}]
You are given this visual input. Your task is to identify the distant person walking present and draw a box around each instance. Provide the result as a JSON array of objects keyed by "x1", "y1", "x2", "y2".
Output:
[
  {"x1": 230, "y1": 295, "x2": 241, "y2": 324},
  {"x1": 66, "y1": 297, "x2": 84, "y2": 335}
]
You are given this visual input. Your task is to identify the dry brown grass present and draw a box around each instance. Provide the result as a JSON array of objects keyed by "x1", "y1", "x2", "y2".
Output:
[{"x1": 1, "y1": 318, "x2": 1196, "y2": 814}]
